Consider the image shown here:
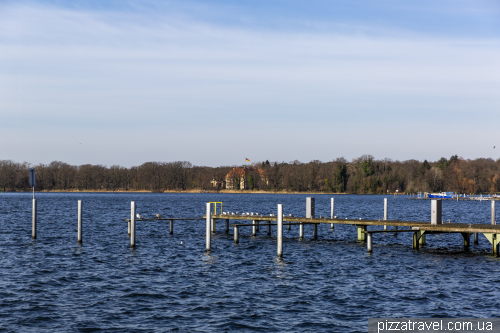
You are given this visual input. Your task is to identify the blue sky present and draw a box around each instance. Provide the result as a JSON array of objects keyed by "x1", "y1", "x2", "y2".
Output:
[{"x1": 1, "y1": 0, "x2": 499, "y2": 167}]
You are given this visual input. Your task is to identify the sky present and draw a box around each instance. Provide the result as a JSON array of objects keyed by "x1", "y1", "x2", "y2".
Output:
[{"x1": 1, "y1": 0, "x2": 499, "y2": 167}]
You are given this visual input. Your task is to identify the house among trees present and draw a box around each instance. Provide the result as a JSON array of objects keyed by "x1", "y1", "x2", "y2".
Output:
[
  {"x1": 225, "y1": 168, "x2": 247, "y2": 189},
  {"x1": 225, "y1": 167, "x2": 268, "y2": 190}
]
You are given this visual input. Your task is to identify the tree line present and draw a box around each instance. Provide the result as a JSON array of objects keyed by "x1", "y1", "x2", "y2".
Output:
[{"x1": 1, "y1": 155, "x2": 499, "y2": 193}]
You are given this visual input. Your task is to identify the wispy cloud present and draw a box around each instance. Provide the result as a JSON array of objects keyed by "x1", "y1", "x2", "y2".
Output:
[{"x1": 1, "y1": 2, "x2": 499, "y2": 166}]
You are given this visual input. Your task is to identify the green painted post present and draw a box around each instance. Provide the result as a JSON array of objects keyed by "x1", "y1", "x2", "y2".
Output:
[
  {"x1": 412, "y1": 232, "x2": 419, "y2": 249},
  {"x1": 357, "y1": 225, "x2": 366, "y2": 242},
  {"x1": 419, "y1": 232, "x2": 426, "y2": 246}
]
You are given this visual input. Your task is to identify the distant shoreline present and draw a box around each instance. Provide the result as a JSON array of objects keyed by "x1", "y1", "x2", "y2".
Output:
[{"x1": 1, "y1": 189, "x2": 402, "y2": 195}]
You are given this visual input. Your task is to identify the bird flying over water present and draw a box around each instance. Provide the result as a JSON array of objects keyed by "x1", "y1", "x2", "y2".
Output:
[
  {"x1": 156, "y1": 213, "x2": 163, "y2": 219},
  {"x1": 136, "y1": 214, "x2": 143, "y2": 219}
]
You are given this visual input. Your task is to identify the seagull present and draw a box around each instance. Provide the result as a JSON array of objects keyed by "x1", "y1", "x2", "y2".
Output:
[
  {"x1": 136, "y1": 214, "x2": 143, "y2": 219},
  {"x1": 180, "y1": 241, "x2": 184, "y2": 244},
  {"x1": 156, "y1": 213, "x2": 163, "y2": 219}
]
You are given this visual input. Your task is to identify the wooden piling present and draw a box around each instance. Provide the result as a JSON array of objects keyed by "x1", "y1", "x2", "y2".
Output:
[
  {"x1": 474, "y1": 232, "x2": 479, "y2": 245},
  {"x1": 169, "y1": 219, "x2": 173, "y2": 235},
  {"x1": 384, "y1": 198, "x2": 387, "y2": 230},
  {"x1": 234, "y1": 226, "x2": 239, "y2": 244},
  {"x1": 431, "y1": 199, "x2": 442, "y2": 225},
  {"x1": 128, "y1": 214, "x2": 131, "y2": 236},
  {"x1": 252, "y1": 220, "x2": 257, "y2": 236},
  {"x1": 267, "y1": 222, "x2": 271, "y2": 236},
  {"x1": 492, "y1": 200, "x2": 496, "y2": 225},
  {"x1": 130, "y1": 201, "x2": 136, "y2": 247},
  {"x1": 32, "y1": 199, "x2": 37, "y2": 239},
  {"x1": 412, "y1": 231, "x2": 419, "y2": 249},
  {"x1": 330, "y1": 198, "x2": 335, "y2": 230},
  {"x1": 206, "y1": 203, "x2": 211, "y2": 251},
  {"x1": 367, "y1": 233, "x2": 372, "y2": 252},
  {"x1": 225, "y1": 219, "x2": 229, "y2": 234},
  {"x1": 277, "y1": 204, "x2": 283, "y2": 258},
  {"x1": 78, "y1": 200, "x2": 82, "y2": 243},
  {"x1": 357, "y1": 225, "x2": 367, "y2": 241},
  {"x1": 462, "y1": 233, "x2": 471, "y2": 250},
  {"x1": 307, "y1": 197, "x2": 316, "y2": 240}
]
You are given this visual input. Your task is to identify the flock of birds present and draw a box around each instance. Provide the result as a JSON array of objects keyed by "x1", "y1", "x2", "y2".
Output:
[
  {"x1": 135, "y1": 213, "x2": 163, "y2": 219},
  {"x1": 221, "y1": 212, "x2": 295, "y2": 217}
]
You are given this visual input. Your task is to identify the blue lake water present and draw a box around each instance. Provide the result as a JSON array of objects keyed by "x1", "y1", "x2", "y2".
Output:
[{"x1": 0, "y1": 193, "x2": 499, "y2": 332}]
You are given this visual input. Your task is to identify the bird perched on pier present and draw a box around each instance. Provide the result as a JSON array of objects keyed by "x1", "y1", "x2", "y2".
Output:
[
  {"x1": 156, "y1": 213, "x2": 163, "y2": 219},
  {"x1": 136, "y1": 213, "x2": 143, "y2": 219}
]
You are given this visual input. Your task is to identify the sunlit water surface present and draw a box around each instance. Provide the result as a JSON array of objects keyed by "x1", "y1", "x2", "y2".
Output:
[{"x1": 0, "y1": 193, "x2": 499, "y2": 332}]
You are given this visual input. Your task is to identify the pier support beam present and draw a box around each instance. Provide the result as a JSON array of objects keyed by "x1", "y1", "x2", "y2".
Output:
[
  {"x1": 32, "y1": 199, "x2": 37, "y2": 239},
  {"x1": 234, "y1": 226, "x2": 239, "y2": 244},
  {"x1": 252, "y1": 220, "x2": 257, "y2": 236},
  {"x1": 277, "y1": 204, "x2": 283, "y2": 258},
  {"x1": 169, "y1": 219, "x2": 173, "y2": 235},
  {"x1": 462, "y1": 233, "x2": 471, "y2": 251},
  {"x1": 267, "y1": 223, "x2": 271, "y2": 236},
  {"x1": 211, "y1": 216, "x2": 215, "y2": 233},
  {"x1": 330, "y1": 198, "x2": 335, "y2": 230},
  {"x1": 483, "y1": 233, "x2": 499, "y2": 257},
  {"x1": 225, "y1": 219, "x2": 229, "y2": 234},
  {"x1": 357, "y1": 225, "x2": 367, "y2": 242},
  {"x1": 130, "y1": 201, "x2": 136, "y2": 248},
  {"x1": 367, "y1": 233, "x2": 372, "y2": 252},
  {"x1": 206, "y1": 203, "x2": 211, "y2": 251},
  {"x1": 492, "y1": 200, "x2": 496, "y2": 225},
  {"x1": 412, "y1": 231, "x2": 423, "y2": 249},
  {"x1": 413, "y1": 230, "x2": 426, "y2": 248},
  {"x1": 419, "y1": 233, "x2": 426, "y2": 246},
  {"x1": 77, "y1": 200, "x2": 82, "y2": 243},
  {"x1": 474, "y1": 232, "x2": 479, "y2": 245},
  {"x1": 384, "y1": 198, "x2": 387, "y2": 230},
  {"x1": 299, "y1": 224, "x2": 304, "y2": 240}
]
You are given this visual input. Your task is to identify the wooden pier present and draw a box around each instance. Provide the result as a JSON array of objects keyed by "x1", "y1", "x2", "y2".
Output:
[
  {"x1": 122, "y1": 197, "x2": 500, "y2": 257},
  {"x1": 29, "y1": 196, "x2": 500, "y2": 258},
  {"x1": 210, "y1": 214, "x2": 500, "y2": 256}
]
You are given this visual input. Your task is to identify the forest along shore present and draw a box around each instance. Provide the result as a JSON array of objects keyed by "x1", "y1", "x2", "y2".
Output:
[{"x1": 1, "y1": 155, "x2": 499, "y2": 194}]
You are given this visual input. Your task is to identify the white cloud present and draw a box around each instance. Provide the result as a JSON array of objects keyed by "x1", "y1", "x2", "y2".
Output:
[{"x1": 0, "y1": 3, "x2": 499, "y2": 166}]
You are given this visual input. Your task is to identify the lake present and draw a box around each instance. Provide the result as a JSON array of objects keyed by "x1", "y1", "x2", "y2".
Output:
[{"x1": 0, "y1": 193, "x2": 499, "y2": 332}]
